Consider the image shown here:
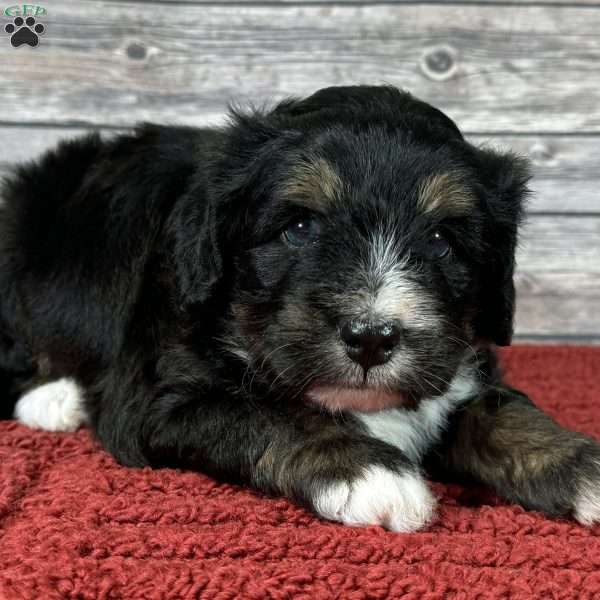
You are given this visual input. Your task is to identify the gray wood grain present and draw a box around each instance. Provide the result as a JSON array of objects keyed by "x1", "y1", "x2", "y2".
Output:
[
  {"x1": 517, "y1": 216, "x2": 600, "y2": 273},
  {"x1": 1, "y1": 127, "x2": 599, "y2": 213},
  {"x1": 514, "y1": 271, "x2": 600, "y2": 337},
  {"x1": 472, "y1": 135, "x2": 600, "y2": 214},
  {"x1": 2, "y1": 2, "x2": 600, "y2": 132}
]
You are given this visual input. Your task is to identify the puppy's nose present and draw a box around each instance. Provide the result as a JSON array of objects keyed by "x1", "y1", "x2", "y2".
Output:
[{"x1": 340, "y1": 320, "x2": 401, "y2": 371}]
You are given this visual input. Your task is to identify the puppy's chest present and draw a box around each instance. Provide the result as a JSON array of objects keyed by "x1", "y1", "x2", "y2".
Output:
[{"x1": 352, "y1": 373, "x2": 479, "y2": 463}]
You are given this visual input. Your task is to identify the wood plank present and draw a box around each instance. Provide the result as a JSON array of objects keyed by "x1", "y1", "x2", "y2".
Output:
[
  {"x1": 1, "y1": 127, "x2": 599, "y2": 213},
  {"x1": 517, "y1": 216, "x2": 600, "y2": 273},
  {"x1": 471, "y1": 135, "x2": 600, "y2": 214},
  {"x1": 514, "y1": 271, "x2": 600, "y2": 337},
  {"x1": 2, "y1": 3, "x2": 600, "y2": 131}
]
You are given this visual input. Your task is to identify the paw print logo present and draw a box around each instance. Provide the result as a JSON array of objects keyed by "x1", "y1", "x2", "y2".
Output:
[{"x1": 4, "y1": 16, "x2": 45, "y2": 48}]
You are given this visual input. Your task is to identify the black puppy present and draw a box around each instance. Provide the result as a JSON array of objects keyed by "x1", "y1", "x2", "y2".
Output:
[{"x1": 2, "y1": 86, "x2": 599, "y2": 531}]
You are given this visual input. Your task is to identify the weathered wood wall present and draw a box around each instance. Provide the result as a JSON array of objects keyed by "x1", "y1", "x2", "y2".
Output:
[{"x1": 0, "y1": 0, "x2": 598, "y2": 343}]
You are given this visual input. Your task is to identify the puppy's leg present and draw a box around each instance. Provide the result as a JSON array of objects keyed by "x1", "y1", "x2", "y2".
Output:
[
  {"x1": 258, "y1": 427, "x2": 436, "y2": 532},
  {"x1": 425, "y1": 386, "x2": 600, "y2": 524},
  {"x1": 120, "y1": 361, "x2": 435, "y2": 531},
  {"x1": 14, "y1": 378, "x2": 88, "y2": 432}
]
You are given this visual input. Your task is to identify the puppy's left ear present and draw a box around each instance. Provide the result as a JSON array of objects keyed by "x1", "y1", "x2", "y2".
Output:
[{"x1": 472, "y1": 149, "x2": 531, "y2": 346}]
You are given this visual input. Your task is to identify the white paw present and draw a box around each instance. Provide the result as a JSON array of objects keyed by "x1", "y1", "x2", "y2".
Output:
[
  {"x1": 574, "y1": 472, "x2": 600, "y2": 525},
  {"x1": 314, "y1": 465, "x2": 436, "y2": 532},
  {"x1": 13, "y1": 378, "x2": 88, "y2": 432}
]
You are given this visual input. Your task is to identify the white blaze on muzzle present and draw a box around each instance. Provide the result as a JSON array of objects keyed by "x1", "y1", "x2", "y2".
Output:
[{"x1": 339, "y1": 230, "x2": 439, "y2": 331}]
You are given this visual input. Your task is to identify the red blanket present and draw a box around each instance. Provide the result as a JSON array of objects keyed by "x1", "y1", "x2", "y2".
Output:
[{"x1": 1, "y1": 346, "x2": 600, "y2": 599}]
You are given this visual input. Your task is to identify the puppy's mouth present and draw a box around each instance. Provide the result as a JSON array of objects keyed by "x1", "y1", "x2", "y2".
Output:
[{"x1": 306, "y1": 385, "x2": 410, "y2": 413}]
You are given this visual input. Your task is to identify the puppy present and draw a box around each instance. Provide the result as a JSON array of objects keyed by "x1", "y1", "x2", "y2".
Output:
[{"x1": 1, "y1": 85, "x2": 600, "y2": 531}]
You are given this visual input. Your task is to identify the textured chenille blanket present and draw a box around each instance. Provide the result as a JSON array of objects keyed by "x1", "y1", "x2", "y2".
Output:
[{"x1": 1, "y1": 345, "x2": 599, "y2": 600}]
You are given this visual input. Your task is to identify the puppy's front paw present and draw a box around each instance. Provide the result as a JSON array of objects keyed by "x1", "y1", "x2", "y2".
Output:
[
  {"x1": 14, "y1": 378, "x2": 87, "y2": 432},
  {"x1": 574, "y1": 451, "x2": 600, "y2": 526},
  {"x1": 314, "y1": 466, "x2": 436, "y2": 532},
  {"x1": 537, "y1": 442, "x2": 600, "y2": 526}
]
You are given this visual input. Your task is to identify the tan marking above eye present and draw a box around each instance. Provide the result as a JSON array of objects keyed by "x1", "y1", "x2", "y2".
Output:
[
  {"x1": 280, "y1": 157, "x2": 344, "y2": 211},
  {"x1": 417, "y1": 172, "x2": 475, "y2": 215}
]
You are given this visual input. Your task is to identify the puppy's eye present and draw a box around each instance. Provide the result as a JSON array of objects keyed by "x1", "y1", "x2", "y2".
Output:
[
  {"x1": 282, "y1": 218, "x2": 321, "y2": 247},
  {"x1": 427, "y1": 230, "x2": 451, "y2": 259}
]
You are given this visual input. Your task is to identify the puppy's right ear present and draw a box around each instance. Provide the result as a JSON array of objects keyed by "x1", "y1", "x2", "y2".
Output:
[
  {"x1": 169, "y1": 182, "x2": 223, "y2": 309},
  {"x1": 170, "y1": 109, "x2": 291, "y2": 309}
]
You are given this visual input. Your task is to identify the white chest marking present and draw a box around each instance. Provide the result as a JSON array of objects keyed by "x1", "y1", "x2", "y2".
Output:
[
  {"x1": 353, "y1": 365, "x2": 479, "y2": 463},
  {"x1": 14, "y1": 378, "x2": 88, "y2": 432}
]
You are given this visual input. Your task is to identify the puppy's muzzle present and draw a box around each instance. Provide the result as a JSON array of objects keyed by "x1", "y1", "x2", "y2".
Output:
[{"x1": 340, "y1": 320, "x2": 401, "y2": 371}]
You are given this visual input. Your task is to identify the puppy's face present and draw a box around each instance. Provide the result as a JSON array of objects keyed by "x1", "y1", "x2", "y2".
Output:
[{"x1": 199, "y1": 88, "x2": 528, "y2": 412}]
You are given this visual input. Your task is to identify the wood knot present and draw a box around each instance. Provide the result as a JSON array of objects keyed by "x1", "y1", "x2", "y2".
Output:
[
  {"x1": 126, "y1": 42, "x2": 147, "y2": 60},
  {"x1": 420, "y1": 46, "x2": 458, "y2": 81}
]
